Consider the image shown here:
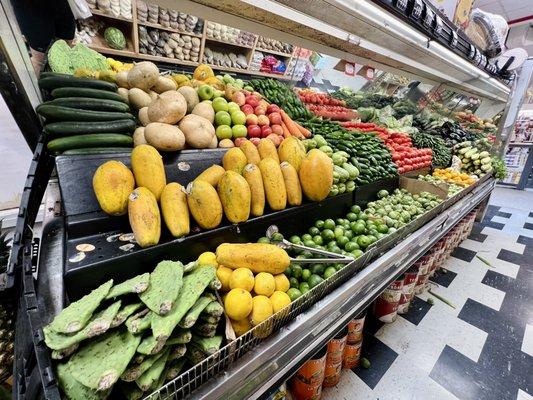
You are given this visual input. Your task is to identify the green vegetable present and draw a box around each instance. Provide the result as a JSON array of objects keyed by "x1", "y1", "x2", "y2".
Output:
[
  {"x1": 191, "y1": 335, "x2": 223, "y2": 355},
  {"x1": 193, "y1": 321, "x2": 218, "y2": 338},
  {"x1": 36, "y1": 104, "x2": 133, "y2": 122},
  {"x1": 166, "y1": 329, "x2": 192, "y2": 345},
  {"x1": 106, "y1": 273, "x2": 150, "y2": 299},
  {"x1": 48, "y1": 40, "x2": 75, "y2": 74},
  {"x1": 57, "y1": 363, "x2": 109, "y2": 400},
  {"x1": 360, "y1": 358, "x2": 371, "y2": 369},
  {"x1": 126, "y1": 310, "x2": 152, "y2": 334},
  {"x1": 136, "y1": 334, "x2": 166, "y2": 356},
  {"x1": 62, "y1": 147, "x2": 133, "y2": 155},
  {"x1": 178, "y1": 295, "x2": 215, "y2": 329},
  {"x1": 168, "y1": 344, "x2": 187, "y2": 361},
  {"x1": 39, "y1": 74, "x2": 115, "y2": 91},
  {"x1": 135, "y1": 348, "x2": 170, "y2": 392},
  {"x1": 166, "y1": 358, "x2": 186, "y2": 380},
  {"x1": 51, "y1": 86, "x2": 126, "y2": 102},
  {"x1": 104, "y1": 27, "x2": 127, "y2": 50},
  {"x1": 111, "y1": 302, "x2": 144, "y2": 328},
  {"x1": 47, "y1": 133, "x2": 133, "y2": 152},
  {"x1": 140, "y1": 261, "x2": 184, "y2": 315},
  {"x1": 44, "y1": 119, "x2": 136, "y2": 136},
  {"x1": 46, "y1": 97, "x2": 130, "y2": 112},
  {"x1": 121, "y1": 351, "x2": 166, "y2": 382},
  {"x1": 203, "y1": 300, "x2": 224, "y2": 318}
]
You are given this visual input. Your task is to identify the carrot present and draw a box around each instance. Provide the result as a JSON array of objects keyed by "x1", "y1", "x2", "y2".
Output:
[
  {"x1": 280, "y1": 110, "x2": 304, "y2": 139},
  {"x1": 280, "y1": 121, "x2": 291, "y2": 138},
  {"x1": 294, "y1": 121, "x2": 312, "y2": 138}
]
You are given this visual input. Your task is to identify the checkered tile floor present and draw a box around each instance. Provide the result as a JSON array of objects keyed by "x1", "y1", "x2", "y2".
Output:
[{"x1": 323, "y1": 189, "x2": 533, "y2": 400}]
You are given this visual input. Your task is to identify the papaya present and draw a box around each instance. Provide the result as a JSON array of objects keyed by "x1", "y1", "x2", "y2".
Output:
[
  {"x1": 277, "y1": 136, "x2": 306, "y2": 171},
  {"x1": 186, "y1": 180, "x2": 223, "y2": 229},
  {"x1": 194, "y1": 164, "x2": 225, "y2": 187},
  {"x1": 239, "y1": 140, "x2": 261, "y2": 165},
  {"x1": 128, "y1": 187, "x2": 161, "y2": 248},
  {"x1": 258, "y1": 158, "x2": 286, "y2": 211},
  {"x1": 160, "y1": 182, "x2": 189, "y2": 237},
  {"x1": 92, "y1": 160, "x2": 135, "y2": 216},
  {"x1": 280, "y1": 161, "x2": 302, "y2": 206},
  {"x1": 222, "y1": 148, "x2": 247, "y2": 174},
  {"x1": 193, "y1": 64, "x2": 214, "y2": 81},
  {"x1": 217, "y1": 171, "x2": 251, "y2": 223},
  {"x1": 257, "y1": 138, "x2": 279, "y2": 163},
  {"x1": 299, "y1": 149, "x2": 333, "y2": 202},
  {"x1": 131, "y1": 144, "x2": 166, "y2": 201},
  {"x1": 242, "y1": 164, "x2": 265, "y2": 217},
  {"x1": 216, "y1": 243, "x2": 290, "y2": 274}
]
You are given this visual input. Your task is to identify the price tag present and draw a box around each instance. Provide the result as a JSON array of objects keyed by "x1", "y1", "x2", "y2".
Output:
[
  {"x1": 434, "y1": 16, "x2": 443, "y2": 35},
  {"x1": 411, "y1": 0, "x2": 423, "y2": 19},
  {"x1": 395, "y1": 0, "x2": 408, "y2": 12},
  {"x1": 423, "y1": 8, "x2": 434, "y2": 28},
  {"x1": 450, "y1": 30, "x2": 458, "y2": 48},
  {"x1": 344, "y1": 62, "x2": 355, "y2": 76},
  {"x1": 468, "y1": 43, "x2": 476, "y2": 59}
]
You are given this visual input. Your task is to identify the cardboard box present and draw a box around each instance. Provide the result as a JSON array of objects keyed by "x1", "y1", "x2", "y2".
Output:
[{"x1": 399, "y1": 176, "x2": 449, "y2": 200}]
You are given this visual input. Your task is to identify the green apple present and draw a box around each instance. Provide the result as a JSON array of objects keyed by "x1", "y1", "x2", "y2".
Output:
[
  {"x1": 213, "y1": 90, "x2": 224, "y2": 98},
  {"x1": 215, "y1": 111, "x2": 232, "y2": 126},
  {"x1": 212, "y1": 97, "x2": 229, "y2": 112},
  {"x1": 198, "y1": 84, "x2": 214, "y2": 100},
  {"x1": 216, "y1": 125, "x2": 233, "y2": 139},
  {"x1": 230, "y1": 110, "x2": 246, "y2": 125},
  {"x1": 227, "y1": 102, "x2": 240, "y2": 113},
  {"x1": 244, "y1": 85, "x2": 254, "y2": 92},
  {"x1": 235, "y1": 79, "x2": 244, "y2": 89},
  {"x1": 232, "y1": 124, "x2": 247, "y2": 138},
  {"x1": 223, "y1": 74, "x2": 234, "y2": 84}
]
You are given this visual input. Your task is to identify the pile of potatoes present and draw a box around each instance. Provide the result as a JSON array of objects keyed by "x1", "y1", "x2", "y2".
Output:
[{"x1": 116, "y1": 61, "x2": 217, "y2": 151}]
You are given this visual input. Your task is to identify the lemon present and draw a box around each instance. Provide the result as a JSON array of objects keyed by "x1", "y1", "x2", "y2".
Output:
[
  {"x1": 231, "y1": 318, "x2": 251, "y2": 337},
  {"x1": 254, "y1": 272, "x2": 276, "y2": 296},
  {"x1": 249, "y1": 295, "x2": 273, "y2": 326},
  {"x1": 225, "y1": 289, "x2": 253, "y2": 320},
  {"x1": 273, "y1": 274, "x2": 290, "y2": 292},
  {"x1": 270, "y1": 291, "x2": 292, "y2": 313},
  {"x1": 198, "y1": 251, "x2": 218, "y2": 267},
  {"x1": 216, "y1": 265, "x2": 233, "y2": 292},
  {"x1": 229, "y1": 268, "x2": 255, "y2": 292}
]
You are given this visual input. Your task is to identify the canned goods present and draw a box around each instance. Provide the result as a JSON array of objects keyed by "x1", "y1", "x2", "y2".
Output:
[
  {"x1": 291, "y1": 377, "x2": 323, "y2": 400},
  {"x1": 398, "y1": 267, "x2": 418, "y2": 314},
  {"x1": 342, "y1": 340, "x2": 362, "y2": 369},
  {"x1": 374, "y1": 276, "x2": 404, "y2": 323},
  {"x1": 294, "y1": 346, "x2": 327, "y2": 387},
  {"x1": 323, "y1": 361, "x2": 342, "y2": 387},
  {"x1": 347, "y1": 313, "x2": 366, "y2": 343},
  {"x1": 414, "y1": 271, "x2": 429, "y2": 294},
  {"x1": 327, "y1": 327, "x2": 347, "y2": 364}
]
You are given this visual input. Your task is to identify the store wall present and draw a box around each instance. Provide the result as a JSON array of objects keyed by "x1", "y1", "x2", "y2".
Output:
[{"x1": 312, "y1": 56, "x2": 369, "y2": 91}]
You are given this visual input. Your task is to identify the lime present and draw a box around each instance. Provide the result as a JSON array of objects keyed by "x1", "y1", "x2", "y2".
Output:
[
  {"x1": 310, "y1": 263, "x2": 325, "y2": 275},
  {"x1": 361, "y1": 357, "x2": 371, "y2": 369},
  {"x1": 257, "y1": 237, "x2": 270, "y2": 243},
  {"x1": 309, "y1": 227, "x2": 320, "y2": 236},
  {"x1": 344, "y1": 241, "x2": 359, "y2": 252},
  {"x1": 369, "y1": 228, "x2": 378, "y2": 237},
  {"x1": 301, "y1": 250, "x2": 313, "y2": 258},
  {"x1": 336, "y1": 218, "x2": 345, "y2": 225},
  {"x1": 286, "y1": 288, "x2": 303, "y2": 301},
  {"x1": 302, "y1": 233, "x2": 313, "y2": 242},
  {"x1": 321, "y1": 229, "x2": 335, "y2": 242},
  {"x1": 301, "y1": 269, "x2": 311, "y2": 281},
  {"x1": 388, "y1": 227, "x2": 397, "y2": 233},
  {"x1": 299, "y1": 282, "x2": 310, "y2": 293},
  {"x1": 346, "y1": 212, "x2": 358, "y2": 222},
  {"x1": 377, "y1": 224, "x2": 389, "y2": 234},
  {"x1": 336, "y1": 236, "x2": 349, "y2": 247},
  {"x1": 359, "y1": 213, "x2": 368, "y2": 221},
  {"x1": 324, "y1": 219, "x2": 336, "y2": 230},
  {"x1": 345, "y1": 230, "x2": 355, "y2": 240},
  {"x1": 351, "y1": 249, "x2": 364, "y2": 258},
  {"x1": 271, "y1": 232, "x2": 284, "y2": 242},
  {"x1": 289, "y1": 277, "x2": 299, "y2": 288},
  {"x1": 350, "y1": 205, "x2": 361, "y2": 213},
  {"x1": 314, "y1": 220, "x2": 325, "y2": 229},
  {"x1": 334, "y1": 227, "x2": 345, "y2": 239},
  {"x1": 284, "y1": 267, "x2": 292, "y2": 277},
  {"x1": 330, "y1": 245, "x2": 342, "y2": 254},
  {"x1": 342, "y1": 223, "x2": 351, "y2": 231},
  {"x1": 333, "y1": 263, "x2": 345, "y2": 271},
  {"x1": 352, "y1": 223, "x2": 366, "y2": 235},
  {"x1": 308, "y1": 274, "x2": 324, "y2": 288},
  {"x1": 323, "y1": 266, "x2": 337, "y2": 279},
  {"x1": 367, "y1": 235, "x2": 377, "y2": 244},
  {"x1": 313, "y1": 235, "x2": 323, "y2": 245},
  {"x1": 357, "y1": 235, "x2": 371, "y2": 249},
  {"x1": 292, "y1": 265, "x2": 302, "y2": 279},
  {"x1": 376, "y1": 233, "x2": 385, "y2": 239},
  {"x1": 289, "y1": 235, "x2": 302, "y2": 244},
  {"x1": 303, "y1": 239, "x2": 316, "y2": 248}
]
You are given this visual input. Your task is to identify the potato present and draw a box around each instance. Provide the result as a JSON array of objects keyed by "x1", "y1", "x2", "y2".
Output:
[
  {"x1": 177, "y1": 86, "x2": 199, "y2": 113},
  {"x1": 117, "y1": 88, "x2": 129, "y2": 104},
  {"x1": 129, "y1": 88, "x2": 152, "y2": 109},
  {"x1": 219, "y1": 138, "x2": 234, "y2": 148},
  {"x1": 191, "y1": 101, "x2": 215, "y2": 123},
  {"x1": 127, "y1": 61, "x2": 159, "y2": 91},
  {"x1": 147, "y1": 93, "x2": 187, "y2": 124},
  {"x1": 116, "y1": 71, "x2": 130, "y2": 88},
  {"x1": 148, "y1": 90, "x2": 159, "y2": 101},
  {"x1": 153, "y1": 76, "x2": 177, "y2": 93},
  {"x1": 139, "y1": 107, "x2": 150, "y2": 126},
  {"x1": 144, "y1": 122, "x2": 186, "y2": 151},
  {"x1": 178, "y1": 114, "x2": 215, "y2": 149},
  {"x1": 133, "y1": 127, "x2": 147, "y2": 147},
  {"x1": 208, "y1": 134, "x2": 218, "y2": 149}
]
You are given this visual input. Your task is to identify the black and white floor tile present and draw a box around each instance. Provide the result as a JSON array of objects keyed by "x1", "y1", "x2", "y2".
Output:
[{"x1": 323, "y1": 190, "x2": 533, "y2": 400}]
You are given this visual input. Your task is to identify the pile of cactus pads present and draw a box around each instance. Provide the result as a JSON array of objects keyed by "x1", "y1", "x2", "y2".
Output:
[{"x1": 44, "y1": 261, "x2": 224, "y2": 399}]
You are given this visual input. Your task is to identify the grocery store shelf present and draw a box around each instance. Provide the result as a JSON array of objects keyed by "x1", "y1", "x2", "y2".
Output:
[
  {"x1": 255, "y1": 48, "x2": 293, "y2": 57},
  {"x1": 90, "y1": 8, "x2": 133, "y2": 22},
  {"x1": 155, "y1": 0, "x2": 510, "y2": 102},
  {"x1": 205, "y1": 36, "x2": 256, "y2": 49},
  {"x1": 138, "y1": 21, "x2": 203, "y2": 37},
  {"x1": 508, "y1": 142, "x2": 533, "y2": 147},
  {"x1": 139, "y1": 53, "x2": 200, "y2": 67},
  {"x1": 186, "y1": 178, "x2": 495, "y2": 400}
]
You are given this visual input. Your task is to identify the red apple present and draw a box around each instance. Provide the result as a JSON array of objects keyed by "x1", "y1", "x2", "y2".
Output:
[
  {"x1": 241, "y1": 104, "x2": 254, "y2": 115},
  {"x1": 242, "y1": 89, "x2": 251, "y2": 96},
  {"x1": 271, "y1": 124, "x2": 283, "y2": 135},
  {"x1": 247, "y1": 124, "x2": 261, "y2": 138},
  {"x1": 252, "y1": 91, "x2": 263, "y2": 99},
  {"x1": 245, "y1": 95, "x2": 260, "y2": 108},
  {"x1": 266, "y1": 104, "x2": 281, "y2": 114},
  {"x1": 259, "y1": 99, "x2": 269, "y2": 109},
  {"x1": 249, "y1": 137, "x2": 261, "y2": 146},
  {"x1": 260, "y1": 125, "x2": 272, "y2": 138},
  {"x1": 268, "y1": 112, "x2": 282, "y2": 125},
  {"x1": 232, "y1": 91, "x2": 246, "y2": 106},
  {"x1": 266, "y1": 133, "x2": 281, "y2": 146},
  {"x1": 246, "y1": 114, "x2": 258, "y2": 125},
  {"x1": 254, "y1": 106, "x2": 267, "y2": 115},
  {"x1": 257, "y1": 115, "x2": 270, "y2": 126},
  {"x1": 234, "y1": 137, "x2": 248, "y2": 147}
]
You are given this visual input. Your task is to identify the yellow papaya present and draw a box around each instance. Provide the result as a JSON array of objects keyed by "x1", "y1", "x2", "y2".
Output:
[
  {"x1": 239, "y1": 140, "x2": 261, "y2": 165},
  {"x1": 217, "y1": 171, "x2": 251, "y2": 223},
  {"x1": 278, "y1": 136, "x2": 306, "y2": 171},
  {"x1": 222, "y1": 148, "x2": 247, "y2": 174},
  {"x1": 160, "y1": 182, "x2": 189, "y2": 237},
  {"x1": 257, "y1": 138, "x2": 280, "y2": 163},
  {"x1": 216, "y1": 243, "x2": 290, "y2": 274},
  {"x1": 193, "y1": 64, "x2": 214, "y2": 81},
  {"x1": 280, "y1": 161, "x2": 302, "y2": 206},
  {"x1": 299, "y1": 149, "x2": 333, "y2": 202},
  {"x1": 92, "y1": 160, "x2": 135, "y2": 216},
  {"x1": 258, "y1": 158, "x2": 286, "y2": 211},
  {"x1": 131, "y1": 144, "x2": 166, "y2": 201},
  {"x1": 128, "y1": 187, "x2": 161, "y2": 248},
  {"x1": 186, "y1": 180, "x2": 223, "y2": 229},
  {"x1": 194, "y1": 164, "x2": 225, "y2": 187},
  {"x1": 242, "y1": 164, "x2": 265, "y2": 217}
]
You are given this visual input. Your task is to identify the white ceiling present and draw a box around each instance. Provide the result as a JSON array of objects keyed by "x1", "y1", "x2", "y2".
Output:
[{"x1": 476, "y1": 0, "x2": 533, "y2": 22}]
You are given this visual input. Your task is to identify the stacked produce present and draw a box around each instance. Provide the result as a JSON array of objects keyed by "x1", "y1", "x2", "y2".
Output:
[
  {"x1": 205, "y1": 22, "x2": 256, "y2": 47},
  {"x1": 300, "y1": 119, "x2": 397, "y2": 185},
  {"x1": 331, "y1": 89, "x2": 396, "y2": 110},
  {"x1": 297, "y1": 89, "x2": 357, "y2": 121},
  {"x1": 431, "y1": 168, "x2": 475, "y2": 187},
  {"x1": 418, "y1": 174, "x2": 465, "y2": 197},
  {"x1": 454, "y1": 110, "x2": 497, "y2": 136},
  {"x1": 411, "y1": 131, "x2": 452, "y2": 167},
  {"x1": 453, "y1": 140, "x2": 493, "y2": 177},
  {"x1": 249, "y1": 78, "x2": 313, "y2": 120},
  {"x1": 43, "y1": 259, "x2": 222, "y2": 399},
  {"x1": 203, "y1": 45, "x2": 249, "y2": 70},
  {"x1": 491, "y1": 157, "x2": 506, "y2": 180},
  {"x1": 48, "y1": 40, "x2": 110, "y2": 74},
  {"x1": 138, "y1": 26, "x2": 201, "y2": 62},
  {"x1": 250, "y1": 52, "x2": 287, "y2": 76}
]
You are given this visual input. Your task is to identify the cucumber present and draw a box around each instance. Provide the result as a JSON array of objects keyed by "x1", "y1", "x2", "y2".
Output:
[
  {"x1": 47, "y1": 134, "x2": 133, "y2": 152},
  {"x1": 44, "y1": 119, "x2": 136, "y2": 136},
  {"x1": 46, "y1": 97, "x2": 129, "y2": 112},
  {"x1": 36, "y1": 104, "x2": 134, "y2": 121},
  {"x1": 38, "y1": 76, "x2": 117, "y2": 91},
  {"x1": 51, "y1": 87, "x2": 126, "y2": 102},
  {"x1": 62, "y1": 147, "x2": 133, "y2": 155}
]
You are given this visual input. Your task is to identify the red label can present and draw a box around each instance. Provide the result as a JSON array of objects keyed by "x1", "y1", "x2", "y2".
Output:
[
  {"x1": 347, "y1": 313, "x2": 366, "y2": 343},
  {"x1": 291, "y1": 377, "x2": 323, "y2": 400},
  {"x1": 374, "y1": 277, "x2": 404, "y2": 323},
  {"x1": 295, "y1": 346, "x2": 327, "y2": 387},
  {"x1": 398, "y1": 267, "x2": 418, "y2": 314},
  {"x1": 342, "y1": 340, "x2": 362, "y2": 369},
  {"x1": 327, "y1": 328, "x2": 348, "y2": 364},
  {"x1": 323, "y1": 361, "x2": 342, "y2": 387}
]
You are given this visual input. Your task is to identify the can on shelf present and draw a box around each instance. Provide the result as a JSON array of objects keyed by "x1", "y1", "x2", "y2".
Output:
[
  {"x1": 326, "y1": 327, "x2": 348, "y2": 364},
  {"x1": 342, "y1": 339, "x2": 363, "y2": 369},
  {"x1": 294, "y1": 346, "x2": 327, "y2": 387},
  {"x1": 291, "y1": 378, "x2": 323, "y2": 400},
  {"x1": 347, "y1": 312, "x2": 366, "y2": 343},
  {"x1": 323, "y1": 361, "x2": 342, "y2": 387},
  {"x1": 373, "y1": 276, "x2": 404, "y2": 323},
  {"x1": 398, "y1": 266, "x2": 418, "y2": 314}
]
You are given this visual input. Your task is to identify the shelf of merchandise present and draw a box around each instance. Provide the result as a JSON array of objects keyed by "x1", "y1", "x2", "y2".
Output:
[
  {"x1": 89, "y1": 8, "x2": 133, "y2": 22},
  {"x1": 255, "y1": 47, "x2": 294, "y2": 58},
  {"x1": 205, "y1": 36, "x2": 256, "y2": 50},
  {"x1": 138, "y1": 20, "x2": 203, "y2": 37}
]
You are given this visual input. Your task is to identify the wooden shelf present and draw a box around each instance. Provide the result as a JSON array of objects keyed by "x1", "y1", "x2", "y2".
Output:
[
  {"x1": 207, "y1": 64, "x2": 249, "y2": 74},
  {"x1": 248, "y1": 70, "x2": 294, "y2": 80},
  {"x1": 90, "y1": 8, "x2": 133, "y2": 22},
  {"x1": 88, "y1": 45, "x2": 135, "y2": 58},
  {"x1": 255, "y1": 48, "x2": 293, "y2": 57},
  {"x1": 138, "y1": 53, "x2": 199, "y2": 67},
  {"x1": 138, "y1": 21, "x2": 203, "y2": 38},
  {"x1": 205, "y1": 37, "x2": 255, "y2": 49}
]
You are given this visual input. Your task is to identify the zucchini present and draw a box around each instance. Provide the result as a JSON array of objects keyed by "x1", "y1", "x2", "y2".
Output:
[
  {"x1": 38, "y1": 76, "x2": 117, "y2": 91},
  {"x1": 37, "y1": 104, "x2": 134, "y2": 121},
  {"x1": 51, "y1": 87, "x2": 126, "y2": 102},
  {"x1": 45, "y1": 97, "x2": 129, "y2": 112},
  {"x1": 44, "y1": 119, "x2": 136, "y2": 136},
  {"x1": 62, "y1": 147, "x2": 132, "y2": 155},
  {"x1": 47, "y1": 134, "x2": 133, "y2": 152}
]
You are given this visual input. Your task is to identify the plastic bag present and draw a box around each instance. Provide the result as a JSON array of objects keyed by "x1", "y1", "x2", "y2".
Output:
[
  {"x1": 67, "y1": 0, "x2": 93, "y2": 19},
  {"x1": 464, "y1": 8, "x2": 508, "y2": 58}
]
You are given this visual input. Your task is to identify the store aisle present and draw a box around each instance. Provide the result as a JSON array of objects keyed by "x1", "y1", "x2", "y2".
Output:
[{"x1": 323, "y1": 187, "x2": 533, "y2": 400}]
